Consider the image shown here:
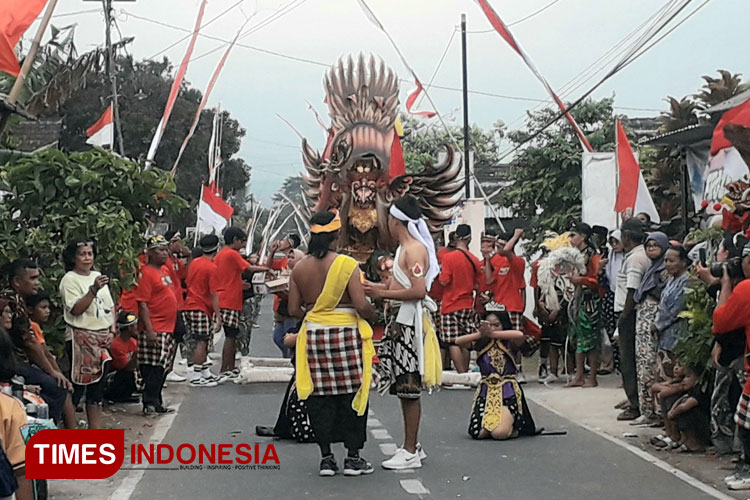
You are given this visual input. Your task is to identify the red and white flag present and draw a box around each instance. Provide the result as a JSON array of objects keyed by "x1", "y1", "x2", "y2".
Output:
[
  {"x1": 614, "y1": 119, "x2": 660, "y2": 223},
  {"x1": 85, "y1": 105, "x2": 114, "y2": 148},
  {"x1": 197, "y1": 182, "x2": 234, "y2": 235},
  {"x1": 475, "y1": 0, "x2": 593, "y2": 152},
  {"x1": 145, "y1": 0, "x2": 207, "y2": 167},
  {"x1": 0, "y1": 0, "x2": 47, "y2": 77}
]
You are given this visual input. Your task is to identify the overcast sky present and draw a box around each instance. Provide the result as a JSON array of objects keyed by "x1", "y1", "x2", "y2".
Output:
[{"x1": 33, "y1": 0, "x2": 750, "y2": 203}]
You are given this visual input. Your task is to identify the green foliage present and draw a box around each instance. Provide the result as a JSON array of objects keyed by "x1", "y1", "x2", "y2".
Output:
[
  {"x1": 673, "y1": 226, "x2": 723, "y2": 379},
  {"x1": 500, "y1": 97, "x2": 616, "y2": 242},
  {"x1": 0, "y1": 148, "x2": 187, "y2": 347}
]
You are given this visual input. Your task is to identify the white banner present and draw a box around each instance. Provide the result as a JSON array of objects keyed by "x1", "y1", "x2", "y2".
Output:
[
  {"x1": 702, "y1": 146, "x2": 750, "y2": 215},
  {"x1": 582, "y1": 152, "x2": 618, "y2": 229}
]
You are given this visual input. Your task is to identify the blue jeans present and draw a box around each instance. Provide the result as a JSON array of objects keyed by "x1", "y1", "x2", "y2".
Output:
[{"x1": 273, "y1": 318, "x2": 298, "y2": 358}]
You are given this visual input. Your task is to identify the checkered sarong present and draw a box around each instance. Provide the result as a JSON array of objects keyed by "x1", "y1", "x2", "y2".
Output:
[
  {"x1": 137, "y1": 331, "x2": 177, "y2": 370},
  {"x1": 306, "y1": 325, "x2": 363, "y2": 396},
  {"x1": 735, "y1": 392, "x2": 750, "y2": 430},
  {"x1": 182, "y1": 310, "x2": 212, "y2": 341},
  {"x1": 439, "y1": 308, "x2": 479, "y2": 344},
  {"x1": 220, "y1": 308, "x2": 241, "y2": 329}
]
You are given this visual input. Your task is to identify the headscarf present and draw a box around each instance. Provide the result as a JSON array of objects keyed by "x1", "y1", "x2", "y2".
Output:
[
  {"x1": 605, "y1": 230, "x2": 624, "y2": 292},
  {"x1": 634, "y1": 231, "x2": 669, "y2": 302},
  {"x1": 389, "y1": 205, "x2": 439, "y2": 290}
]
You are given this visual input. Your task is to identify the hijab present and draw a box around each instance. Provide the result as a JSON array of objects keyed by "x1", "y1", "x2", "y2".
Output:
[
  {"x1": 605, "y1": 230, "x2": 624, "y2": 292},
  {"x1": 634, "y1": 231, "x2": 669, "y2": 302}
]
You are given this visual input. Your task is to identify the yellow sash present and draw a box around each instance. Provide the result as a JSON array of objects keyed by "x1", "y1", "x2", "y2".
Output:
[
  {"x1": 295, "y1": 255, "x2": 374, "y2": 416},
  {"x1": 422, "y1": 312, "x2": 442, "y2": 387}
]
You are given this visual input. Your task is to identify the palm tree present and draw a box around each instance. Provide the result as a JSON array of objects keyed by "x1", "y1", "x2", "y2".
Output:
[{"x1": 696, "y1": 70, "x2": 750, "y2": 108}]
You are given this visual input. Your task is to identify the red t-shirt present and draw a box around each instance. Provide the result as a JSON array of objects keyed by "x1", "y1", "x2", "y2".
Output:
[
  {"x1": 182, "y1": 256, "x2": 219, "y2": 316},
  {"x1": 271, "y1": 256, "x2": 288, "y2": 313},
  {"x1": 713, "y1": 279, "x2": 750, "y2": 392},
  {"x1": 491, "y1": 254, "x2": 526, "y2": 313},
  {"x1": 429, "y1": 248, "x2": 451, "y2": 302},
  {"x1": 164, "y1": 255, "x2": 186, "y2": 309},
  {"x1": 530, "y1": 259, "x2": 541, "y2": 289},
  {"x1": 134, "y1": 265, "x2": 178, "y2": 333},
  {"x1": 438, "y1": 248, "x2": 481, "y2": 314},
  {"x1": 110, "y1": 335, "x2": 137, "y2": 371},
  {"x1": 214, "y1": 248, "x2": 250, "y2": 311}
]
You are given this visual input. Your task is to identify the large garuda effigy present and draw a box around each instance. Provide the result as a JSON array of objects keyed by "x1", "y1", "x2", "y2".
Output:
[{"x1": 301, "y1": 54, "x2": 464, "y2": 262}]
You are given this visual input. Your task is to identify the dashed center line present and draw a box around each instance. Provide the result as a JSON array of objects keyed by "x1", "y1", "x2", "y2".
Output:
[
  {"x1": 370, "y1": 428, "x2": 393, "y2": 440},
  {"x1": 400, "y1": 479, "x2": 430, "y2": 495},
  {"x1": 378, "y1": 443, "x2": 398, "y2": 455}
]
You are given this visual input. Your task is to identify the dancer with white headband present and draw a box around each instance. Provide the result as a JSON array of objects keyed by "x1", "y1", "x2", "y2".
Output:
[{"x1": 364, "y1": 196, "x2": 442, "y2": 470}]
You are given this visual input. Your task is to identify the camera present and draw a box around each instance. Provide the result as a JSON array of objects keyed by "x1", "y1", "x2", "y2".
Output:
[{"x1": 710, "y1": 257, "x2": 745, "y2": 280}]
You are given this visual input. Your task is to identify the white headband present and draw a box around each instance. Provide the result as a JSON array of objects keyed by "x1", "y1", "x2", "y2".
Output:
[{"x1": 389, "y1": 205, "x2": 439, "y2": 290}]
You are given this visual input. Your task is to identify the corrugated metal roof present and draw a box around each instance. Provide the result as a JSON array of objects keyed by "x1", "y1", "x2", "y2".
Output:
[
  {"x1": 705, "y1": 89, "x2": 750, "y2": 115},
  {"x1": 638, "y1": 123, "x2": 713, "y2": 146}
]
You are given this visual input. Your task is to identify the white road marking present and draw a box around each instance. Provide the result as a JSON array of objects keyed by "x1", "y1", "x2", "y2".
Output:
[
  {"x1": 108, "y1": 403, "x2": 181, "y2": 500},
  {"x1": 527, "y1": 396, "x2": 735, "y2": 500},
  {"x1": 367, "y1": 417, "x2": 383, "y2": 428},
  {"x1": 400, "y1": 479, "x2": 430, "y2": 495},
  {"x1": 370, "y1": 428, "x2": 393, "y2": 440},
  {"x1": 379, "y1": 443, "x2": 398, "y2": 455}
]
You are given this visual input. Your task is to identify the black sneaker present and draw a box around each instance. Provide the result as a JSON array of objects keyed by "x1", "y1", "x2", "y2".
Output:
[
  {"x1": 538, "y1": 363, "x2": 549, "y2": 382},
  {"x1": 319, "y1": 455, "x2": 338, "y2": 477},
  {"x1": 143, "y1": 404, "x2": 175, "y2": 415},
  {"x1": 343, "y1": 456, "x2": 374, "y2": 476}
]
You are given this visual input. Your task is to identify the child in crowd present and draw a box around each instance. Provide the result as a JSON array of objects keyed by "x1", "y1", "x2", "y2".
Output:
[
  {"x1": 104, "y1": 312, "x2": 139, "y2": 404},
  {"x1": 651, "y1": 363, "x2": 710, "y2": 452},
  {"x1": 26, "y1": 294, "x2": 63, "y2": 375}
]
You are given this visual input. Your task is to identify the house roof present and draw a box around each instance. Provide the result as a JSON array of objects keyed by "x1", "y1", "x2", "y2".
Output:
[
  {"x1": 638, "y1": 123, "x2": 713, "y2": 146},
  {"x1": 704, "y1": 89, "x2": 750, "y2": 115},
  {"x1": 10, "y1": 119, "x2": 62, "y2": 152}
]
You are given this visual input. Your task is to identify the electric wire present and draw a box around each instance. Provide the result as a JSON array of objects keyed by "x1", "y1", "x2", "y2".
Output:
[{"x1": 467, "y1": 0, "x2": 564, "y2": 32}]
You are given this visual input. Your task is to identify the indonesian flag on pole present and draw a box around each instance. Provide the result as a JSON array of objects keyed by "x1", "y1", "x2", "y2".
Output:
[
  {"x1": 614, "y1": 119, "x2": 660, "y2": 223},
  {"x1": 85, "y1": 105, "x2": 114, "y2": 147},
  {"x1": 710, "y1": 99, "x2": 750, "y2": 155},
  {"x1": 197, "y1": 182, "x2": 234, "y2": 235},
  {"x1": 0, "y1": 0, "x2": 47, "y2": 77},
  {"x1": 145, "y1": 0, "x2": 207, "y2": 167},
  {"x1": 474, "y1": 0, "x2": 593, "y2": 152}
]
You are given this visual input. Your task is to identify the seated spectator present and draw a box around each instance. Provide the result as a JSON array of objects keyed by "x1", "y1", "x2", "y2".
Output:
[
  {"x1": 651, "y1": 363, "x2": 709, "y2": 452},
  {"x1": 104, "y1": 312, "x2": 139, "y2": 404},
  {"x1": 0, "y1": 328, "x2": 33, "y2": 500},
  {"x1": 26, "y1": 294, "x2": 64, "y2": 377}
]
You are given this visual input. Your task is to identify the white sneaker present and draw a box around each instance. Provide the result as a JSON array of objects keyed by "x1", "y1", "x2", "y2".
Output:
[
  {"x1": 727, "y1": 469, "x2": 750, "y2": 490},
  {"x1": 381, "y1": 448, "x2": 422, "y2": 470},
  {"x1": 416, "y1": 443, "x2": 427, "y2": 461},
  {"x1": 208, "y1": 352, "x2": 221, "y2": 360},
  {"x1": 178, "y1": 359, "x2": 187, "y2": 366},
  {"x1": 217, "y1": 370, "x2": 240, "y2": 384},
  {"x1": 189, "y1": 377, "x2": 218, "y2": 388},
  {"x1": 725, "y1": 464, "x2": 750, "y2": 483},
  {"x1": 166, "y1": 372, "x2": 186, "y2": 382}
]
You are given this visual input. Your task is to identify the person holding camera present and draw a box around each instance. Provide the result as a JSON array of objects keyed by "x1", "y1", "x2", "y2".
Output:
[
  {"x1": 696, "y1": 234, "x2": 748, "y2": 456},
  {"x1": 713, "y1": 241, "x2": 750, "y2": 490}
]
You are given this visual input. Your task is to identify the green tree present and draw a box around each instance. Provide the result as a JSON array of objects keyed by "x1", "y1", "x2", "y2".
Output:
[
  {"x1": 42, "y1": 56, "x2": 250, "y2": 231},
  {"x1": 500, "y1": 97, "x2": 616, "y2": 238},
  {"x1": 0, "y1": 148, "x2": 187, "y2": 347}
]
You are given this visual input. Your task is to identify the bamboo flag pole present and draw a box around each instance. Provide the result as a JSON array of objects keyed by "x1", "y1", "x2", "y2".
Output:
[{"x1": 0, "y1": 0, "x2": 59, "y2": 137}]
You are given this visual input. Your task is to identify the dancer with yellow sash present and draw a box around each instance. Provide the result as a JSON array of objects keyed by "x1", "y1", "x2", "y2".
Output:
[
  {"x1": 364, "y1": 196, "x2": 443, "y2": 470},
  {"x1": 289, "y1": 210, "x2": 377, "y2": 477},
  {"x1": 455, "y1": 312, "x2": 539, "y2": 440}
]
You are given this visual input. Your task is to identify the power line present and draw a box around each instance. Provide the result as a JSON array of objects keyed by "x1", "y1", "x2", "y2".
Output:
[
  {"x1": 495, "y1": 0, "x2": 709, "y2": 162},
  {"x1": 415, "y1": 28, "x2": 457, "y2": 109},
  {"x1": 145, "y1": 0, "x2": 245, "y2": 61},
  {"x1": 467, "y1": 0, "x2": 564, "y2": 32}
]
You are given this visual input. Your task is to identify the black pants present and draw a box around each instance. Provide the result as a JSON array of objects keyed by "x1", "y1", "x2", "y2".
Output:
[
  {"x1": 140, "y1": 364, "x2": 165, "y2": 407},
  {"x1": 306, "y1": 394, "x2": 367, "y2": 455},
  {"x1": 740, "y1": 427, "x2": 750, "y2": 464},
  {"x1": 104, "y1": 370, "x2": 137, "y2": 402},
  {"x1": 618, "y1": 312, "x2": 639, "y2": 411},
  {"x1": 16, "y1": 363, "x2": 68, "y2": 423}
]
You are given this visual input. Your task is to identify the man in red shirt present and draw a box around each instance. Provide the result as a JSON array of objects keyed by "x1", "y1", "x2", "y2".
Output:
[
  {"x1": 713, "y1": 242, "x2": 750, "y2": 490},
  {"x1": 182, "y1": 235, "x2": 222, "y2": 388},
  {"x1": 437, "y1": 225, "x2": 481, "y2": 373},
  {"x1": 104, "y1": 311, "x2": 139, "y2": 403},
  {"x1": 483, "y1": 229, "x2": 525, "y2": 329},
  {"x1": 214, "y1": 227, "x2": 270, "y2": 379},
  {"x1": 135, "y1": 235, "x2": 178, "y2": 414}
]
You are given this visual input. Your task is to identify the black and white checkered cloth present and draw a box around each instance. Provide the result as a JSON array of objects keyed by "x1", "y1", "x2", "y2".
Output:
[
  {"x1": 439, "y1": 308, "x2": 479, "y2": 344},
  {"x1": 137, "y1": 331, "x2": 177, "y2": 370},
  {"x1": 735, "y1": 392, "x2": 750, "y2": 430},
  {"x1": 306, "y1": 326, "x2": 363, "y2": 396},
  {"x1": 220, "y1": 308, "x2": 241, "y2": 329},
  {"x1": 181, "y1": 310, "x2": 212, "y2": 341}
]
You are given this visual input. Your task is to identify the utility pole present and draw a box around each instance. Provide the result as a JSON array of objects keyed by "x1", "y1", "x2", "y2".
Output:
[
  {"x1": 460, "y1": 13, "x2": 471, "y2": 199},
  {"x1": 102, "y1": 0, "x2": 125, "y2": 155}
]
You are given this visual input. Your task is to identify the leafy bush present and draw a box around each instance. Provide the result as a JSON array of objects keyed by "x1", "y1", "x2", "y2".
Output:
[{"x1": 0, "y1": 148, "x2": 187, "y2": 348}]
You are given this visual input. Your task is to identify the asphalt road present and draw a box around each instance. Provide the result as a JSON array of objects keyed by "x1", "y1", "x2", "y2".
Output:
[{"x1": 128, "y1": 298, "x2": 717, "y2": 500}]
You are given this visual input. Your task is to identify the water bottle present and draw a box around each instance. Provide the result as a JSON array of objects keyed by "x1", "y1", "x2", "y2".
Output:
[{"x1": 36, "y1": 402, "x2": 49, "y2": 420}]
